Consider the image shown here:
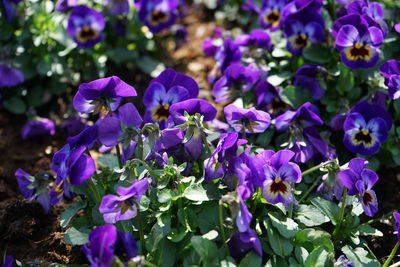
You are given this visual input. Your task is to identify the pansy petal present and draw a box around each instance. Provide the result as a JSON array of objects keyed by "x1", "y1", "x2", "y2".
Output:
[
  {"x1": 338, "y1": 169, "x2": 359, "y2": 195},
  {"x1": 336, "y1": 25, "x2": 359, "y2": 48},
  {"x1": 277, "y1": 162, "x2": 302, "y2": 183},
  {"x1": 270, "y1": 149, "x2": 295, "y2": 167}
]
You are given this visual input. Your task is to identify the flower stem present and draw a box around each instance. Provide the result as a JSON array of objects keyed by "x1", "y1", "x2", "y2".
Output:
[
  {"x1": 332, "y1": 187, "x2": 347, "y2": 238},
  {"x1": 383, "y1": 242, "x2": 400, "y2": 267},
  {"x1": 218, "y1": 203, "x2": 230, "y2": 257},
  {"x1": 298, "y1": 176, "x2": 322, "y2": 203},
  {"x1": 137, "y1": 212, "x2": 146, "y2": 255},
  {"x1": 288, "y1": 202, "x2": 294, "y2": 218},
  {"x1": 87, "y1": 178, "x2": 101, "y2": 204},
  {"x1": 115, "y1": 144, "x2": 123, "y2": 169},
  {"x1": 301, "y1": 159, "x2": 334, "y2": 176}
]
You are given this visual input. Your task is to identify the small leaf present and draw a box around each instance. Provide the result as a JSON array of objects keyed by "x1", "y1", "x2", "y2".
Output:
[
  {"x1": 310, "y1": 197, "x2": 340, "y2": 225},
  {"x1": 191, "y1": 236, "x2": 218, "y2": 263},
  {"x1": 239, "y1": 251, "x2": 262, "y2": 267},
  {"x1": 64, "y1": 227, "x2": 90, "y2": 245},
  {"x1": 342, "y1": 245, "x2": 379, "y2": 267},
  {"x1": 303, "y1": 44, "x2": 331, "y2": 64},
  {"x1": 184, "y1": 184, "x2": 210, "y2": 202},
  {"x1": 357, "y1": 225, "x2": 383, "y2": 237},
  {"x1": 264, "y1": 219, "x2": 293, "y2": 257},
  {"x1": 60, "y1": 201, "x2": 87, "y2": 228},
  {"x1": 98, "y1": 154, "x2": 119, "y2": 169},
  {"x1": 3, "y1": 97, "x2": 26, "y2": 114},
  {"x1": 294, "y1": 229, "x2": 333, "y2": 253},
  {"x1": 304, "y1": 247, "x2": 331, "y2": 267},
  {"x1": 295, "y1": 204, "x2": 330, "y2": 227},
  {"x1": 269, "y1": 213, "x2": 298, "y2": 238}
]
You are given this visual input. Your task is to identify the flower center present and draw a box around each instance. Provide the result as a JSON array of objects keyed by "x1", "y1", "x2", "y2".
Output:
[
  {"x1": 294, "y1": 34, "x2": 308, "y2": 48},
  {"x1": 362, "y1": 191, "x2": 373, "y2": 205},
  {"x1": 77, "y1": 27, "x2": 98, "y2": 42},
  {"x1": 152, "y1": 104, "x2": 170, "y2": 121},
  {"x1": 270, "y1": 179, "x2": 288, "y2": 194},
  {"x1": 348, "y1": 43, "x2": 371, "y2": 60},
  {"x1": 354, "y1": 129, "x2": 373, "y2": 145},
  {"x1": 117, "y1": 198, "x2": 136, "y2": 214},
  {"x1": 265, "y1": 10, "x2": 280, "y2": 27},
  {"x1": 270, "y1": 98, "x2": 289, "y2": 114},
  {"x1": 150, "y1": 10, "x2": 169, "y2": 25}
]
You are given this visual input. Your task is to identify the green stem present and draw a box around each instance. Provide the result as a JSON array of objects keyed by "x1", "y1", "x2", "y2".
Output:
[
  {"x1": 383, "y1": 242, "x2": 400, "y2": 267},
  {"x1": 301, "y1": 160, "x2": 334, "y2": 176},
  {"x1": 87, "y1": 178, "x2": 101, "y2": 204},
  {"x1": 298, "y1": 176, "x2": 322, "y2": 203},
  {"x1": 241, "y1": 126, "x2": 247, "y2": 141},
  {"x1": 115, "y1": 144, "x2": 123, "y2": 169},
  {"x1": 327, "y1": 0, "x2": 336, "y2": 21},
  {"x1": 201, "y1": 130, "x2": 212, "y2": 157},
  {"x1": 144, "y1": 261, "x2": 158, "y2": 267},
  {"x1": 138, "y1": 212, "x2": 146, "y2": 255},
  {"x1": 218, "y1": 203, "x2": 230, "y2": 257},
  {"x1": 332, "y1": 187, "x2": 347, "y2": 238},
  {"x1": 288, "y1": 202, "x2": 294, "y2": 218}
]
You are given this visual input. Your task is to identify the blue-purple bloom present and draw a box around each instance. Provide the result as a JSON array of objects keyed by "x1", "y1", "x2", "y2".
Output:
[
  {"x1": 261, "y1": 150, "x2": 302, "y2": 204},
  {"x1": 73, "y1": 76, "x2": 137, "y2": 115},
  {"x1": 347, "y1": 0, "x2": 387, "y2": 36},
  {"x1": 1, "y1": 255, "x2": 13, "y2": 267},
  {"x1": 275, "y1": 102, "x2": 323, "y2": 132},
  {"x1": 338, "y1": 158, "x2": 378, "y2": 216},
  {"x1": 1, "y1": 0, "x2": 21, "y2": 22},
  {"x1": 143, "y1": 68, "x2": 198, "y2": 127},
  {"x1": 99, "y1": 178, "x2": 149, "y2": 223},
  {"x1": 255, "y1": 81, "x2": 290, "y2": 116},
  {"x1": 380, "y1": 60, "x2": 400, "y2": 100},
  {"x1": 67, "y1": 5, "x2": 105, "y2": 48},
  {"x1": 395, "y1": 24, "x2": 400, "y2": 34},
  {"x1": 137, "y1": 0, "x2": 179, "y2": 33},
  {"x1": 21, "y1": 117, "x2": 55, "y2": 140},
  {"x1": 259, "y1": 0, "x2": 288, "y2": 31},
  {"x1": 235, "y1": 29, "x2": 273, "y2": 51},
  {"x1": 55, "y1": 0, "x2": 78, "y2": 12},
  {"x1": 343, "y1": 101, "x2": 391, "y2": 156},
  {"x1": 215, "y1": 38, "x2": 242, "y2": 72},
  {"x1": 0, "y1": 64, "x2": 24, "y2": 87},
  {"x1": 334, "y1": 14, "x2": 383, "y2": 69},
  {"x1": 82, "y1": 225, "x2": 138, "y2": 267},
  {"x1": 336, "y1": 255, "x2": 355, "y2": 267},
  {"x1": 61, "y1": 116, "x2": 86, "y2": 137},
  {"x1": 224, "y1": 104, "x2": 271, "y2": 134},
  {"x1": 228, "y1": 229, "x2": 262, "y2": 259},
  {"x1": 105, "y1": 0, "x2": 130, "y2": 15},
  {"x1": 213, "y1": 63, "x2": 261, "y2": 103},
  {"x1": 394, "y1": 212, "x2": 400, "y2": 242},
  {"x1": 294, "y1": 65, "x2": 326, "y2": 100}
]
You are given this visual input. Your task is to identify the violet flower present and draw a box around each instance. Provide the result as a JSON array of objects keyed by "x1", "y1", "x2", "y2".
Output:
[
  {"x1": 51, "y1": 144, "x2": 96, "y2": 198},
  {"x1": 395, "y1": 24, "x2": 400, "y2": 34},
  {"x1": 235, "y1": 29, "x2": 273, "y2": 52},
  {"x1": 61, "y1": 116, "x2": 86, "y2": 137},
  {"x1": 215, "y1": 38, "x2": 242, "y2": 72},
  {"x1": 275, "y1": 102, "x2": 323, "y2": 132},
  {"x1": 347, "y1": 0, "x2": 387, "y2": 36},
  {"x1": 0, "y1": 64, "x2": 24, "y2": 87},
  {"x1": 105, "y1": 0, "x2": 130, "y2": 15},
  {"x1": 73, "y1": 76, "x2": 137, "y2": 115},
  {"x1": 380, "y1": 60, "x2": 400, "y2": 100},
  {"x1": 55, "y1": 0, "x2": 78, "y2": 12},
  {"x1": 1, "y1": 255, "x2": 13, "y2": 267},
  {"x1": 343, "y1": 102, "x2": 391, "y2": 156},
  {"x1": 143, "y1": 68, "x2": 198, "y2": 127},
  {"x1": 96, "y1": 103, "x2": 143, "y2": 147},
  {"x1": 394, "y1": 212, "x2": 400, "y2": 242},
  {"x1": 228, "y1": 229, "x2": 262, "y2": 259},
  {"x1": 0, "y1": 0, "x2": 21, "y2": 22},
  {"x1": 336, "y1": 255, "x2": 355, "y2": 267},
  {"x1": 255, "y1": 81, "x2": 290, "y2": 116},
  {"x1": 99, "y1": 178, "x2": 149, "y2": 223},
  {"x1": 213, "y1": 63, "x2": 261, "y2": 103},
  {"x1": 21, "y1": 117, "x2": 55, "y2": 140},
  {"x1": 236, "y1": 185, "x2": 252, "y2": 233},
  {"x1": 334, "y1": 14, "x2": 383, "y2": 69},
  {"x1": 67, "y1": 5, "x2": 105, "y2": 48},
  {"x1": 82, "y1": 225, "x2": 138, "y2": 267},
  {"x1": 338, "y1": 158, "x2": 378, "y2": 216},
  {"x1": 262, "y1": 149, "x2": 302, "y2": 204},
  {"x1": 258, "y1": 0, "x2": 288, "y2": 31},
  {"x1": 224, "y1": 104, "x2": 271, "y2": 134},
  {"x1": 137, "y1": 0, "x2": 178, "y2": 33},
  {"x1": 294, "y1": 65, "x2": 326, "y2": 100}
]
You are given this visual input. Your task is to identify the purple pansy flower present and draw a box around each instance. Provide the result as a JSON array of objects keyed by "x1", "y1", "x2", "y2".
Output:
[
  {"x1": 338, "y1": 158, "x2": 378, "y2": 216},
  {"x1": 336, "y1": 255, "x2": 355, "y2": 267},
  {"x1": 154, "y1": 128, "x2": 184, "y2": 152},
  {"x1": 334, "y1": 14, "x2": 383, "y2": 69},
  {"x1": 99, "y1": 178, "x2": 149, "y2": 223},
  {"x1": 61, "y1": 116, "x2": 86, "y2": 137},
  {"x1": 258, "y1": 0, "x2": 288, "y2": 31},
  {"x1": 224, "y1": 104, "x2": 271, "y2": 134},
  {"x1": 275, "y1": 102, "x2": 323, "y2": 132},
  {"x1": 15, "y1": 169, "x2": 56, "y2": 212},
  {"x1": 73, "y1": 76, "x2": 136, "y2": 115},
  {"x1": 143, "y1": 68, "x2": 198, "y2": 127},
  {"x1": 395, "y1": 24, "x2": 400, "y2": 34},
  {"x1": 393, "y1": 212, "x2": 400, "y2": 242},
  {"x1": 235, "y1": 29, "x2": 273, "y2": 51},
  {"x1": 21, "y1": 117, "x2": 55, "y2": 140},
  {"x1": 55, "y1": 0, "x2": 78, "y2": 12},
  {"x1": 262, "y1": 150, "x2": 302, "y2": 204},
  {"x1": 137, "y1": 0, "x2": 178, "y2": 33},
  {"x1": 1, "y1": 0, "x2": 21, "y2": 22},
  {"x1": 236, "y1": 185, "x2": 253, "y2": 233},
  {"x1": 213, "y1": 63, "x2": 261, "y2": 103},
  {"x1": 67, "y1": 5, "x2": 105, "y2": 48},
  {"x1": 105, "y1": 0, "x2": 130, "y2": 15},
  {"x1": 67, "y1": 124, "x2": 98, "y2": 149},
  {"x1": 215, "y1": 38, "x2": 242, "y2": 72},
  {"x1": 51, "y1": 144, "x2": 96, "y2": 198},
  {"x1": 97, "y1": 103, "x2": 143, "y2": 147},
  {"x1": 255, "y1": 81, "x2": 290, "y2": 116},
  {"x1": 294, "y1": 65, "x2": 326, "y2": 100},
  {"x1": 228, "y1": 229, "x2": 262, "y2": 259},
  {"x1": 0, "y1": 64, "x2": 24, "y2": 87},
  {"x1": 380, "y1": 60, "x2": 400, "y2": 100},
  {"x1": 1, "y1": 255, "x2": 13, "y2": 267},
  {"x1": 281, "y1": 0, "x2": 323, "y2": 20},
  {"x1": 82, "y1": 225, "x2": 138, "y2": 267},
  {"x1": 343, "y1": 101, "x2": 391, "y2": 156}
]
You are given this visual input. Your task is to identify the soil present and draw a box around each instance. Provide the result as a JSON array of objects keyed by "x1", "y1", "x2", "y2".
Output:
[{"x1": 1, "y1": 4, "x2": 399, "y2": 266}]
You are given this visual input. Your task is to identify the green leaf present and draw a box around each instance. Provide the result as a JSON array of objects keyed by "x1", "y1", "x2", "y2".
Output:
[
  {"x1": 98, "y1": 154, "x2": 120, "y2": 169},
  {"x1": 191, "y1": 236, "x2": 218, "y2": 264},
  {"x1": 239, "y1": 251, "x2": 262, "y2": 267},
  {"x1": 337, "y1": 63, "x2": 355, "y2": 94},
  {"x1": 304, "y1": 247, "x2": 331, "y2": 267},
  {"x1": 310, "y1": 197, "x2": 340, "y2": 225},
  {"x1": 295, "y1": 204, "x2": 330, "y2": 227},
  {"x1": 264, "y1": 219, "x2": 293, "y2": 257},
  {"x1": 294, "y1": 247, "x2": 309, "y2": 265},
  {"x1": 281, "y1": 85, "x2": 313, "y2": 109},
  {"x1": 64, "y1": 227, "x2": 90, "y2": 245},
  {"x1": 303, "y1": 44, "x2": 331, "y2": 64},
  {"x1": 356, "y1": 225, "x2": 383, "y2": 237},
  {"x1": 167, "y1": 227, "x2": 188, "y2": 243},
  {"x1": 294, "y1": 229, "x2": 333, "y2": 253},
  {"x1": 268, "y1": 213, "x2": 298, "y2": 238},
  {"x1": 178, "y1": 207, "x2": 198, "y2": 232},
  {"x1": 184, "y1": 183, "x2": 211, "y2": 202},
  {"x1": 198, "y1": 202, "x2": 220, "y2": 234},
  {"x1": 342, "y1": 245, "x2": 379, "y2": 267},
  {"x1": 60, "y1": 201, "x2": 87, "y2": 228},
  {"x1": 3, "y1": 97, "x2": 26, "y2": 114}
]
